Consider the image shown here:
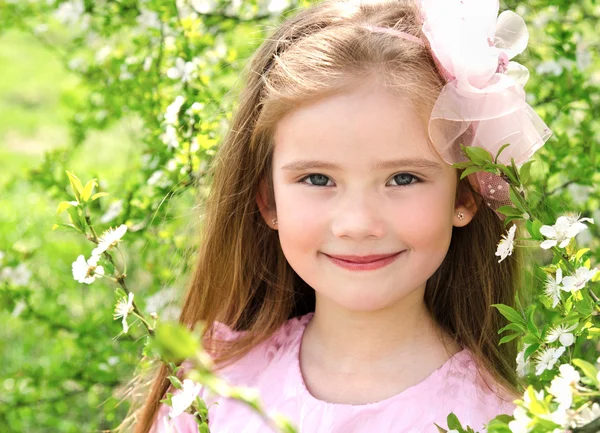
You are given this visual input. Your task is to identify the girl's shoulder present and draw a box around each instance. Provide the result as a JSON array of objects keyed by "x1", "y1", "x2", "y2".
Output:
[
  {"x1": 203, "y1": 312, "x2": 314, "y2": 378},
  {"x1": 437, "y1": 349, "x2": 518, "y2": 425},
  {"x1": 152, "y1": 313, "x2": 313, "y2": 433}
]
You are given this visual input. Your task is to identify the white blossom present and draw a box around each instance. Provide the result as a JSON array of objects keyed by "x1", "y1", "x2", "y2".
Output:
[
  {"x1": 495, "y1": 224, "x2": 517, "y2": 263},
  {"x1": 191, "y1": 0, "x2": 217, "y2": 14},
  {"x1": 119, "y1": 64, "x2": 133, "y2": 81},
  {"x1": 544, "y1": 268, "x2": 563, "y2": 308},
  {"x1": 540, "y1": 215, "x2": 594, "y2": 249},
  {"x1": 535, "y1": 346, "x2": 565, "y2": 376},
  {"x1": 99, "y1": 200, "x2": 123, "y2": 223},
  {"x1": 54, "y1": 0, "x2": 84, "y2": 26},
  {"x1": 114, "y1": 292, "x2": 135, "y2": 333},
  {"x1": 164, "y1": 96, "x2": 186, "y2": 125},
  {"x1": 576, "y1": 403, "x2": 600, "y2": 427},
  {"x1": 1, "y1": 263, "x2": 33, "y2": 287},
  {"x1": 167, "y1": 58, "x2": 196, "y2": 83},
  {"x1": 546, "y1": 323, "x2": 577, "y2": 347},
  {"x1": 268, "y1": 0, "x2": 290, "y2": 13},
  {"x1": 161, "y1": 125, "x2": 180, "y2": 150},
  {"x1": 562, "y1": 267, "x2": 598, "y2": 293},
  {"x1": 72, "y1": 255, "x2": 104, "y2": 284},
  {"x1": 548, "y1": 364, "x2": 580, "y2": 409},
  {"x1": 136, "y1": 8, "x2": 161, "y2": 30},
  {"x1": 12, "y1": 300, "x2": 26, "y2": 317},
  {"x1": 148, "y1": 170, "x2": 165, "y2": 186},
  {"x1": 169, "y1": 379, "x2": 202, "y2": 418},
  {"x1": 508, "y1": 406, "x2": 533, "y2": 433},
  {"x1": 564, "y1": 213, "x2": 594, "y2": 234},
  {"x1": 516, "y1": 343, "x2": 531, "y2": 377},
  {"x1": 91, "y1": 224, "x2": 128, "y2": 256},
  {"x1": 576, "y1": 45, "x2": 593, "y2": 72},
  {"x1": 143, "y1": 56, "x2": 153, "y2": 72},
  {"x1": 95, "y1": 46, "x2": 112, "y2": 63}
]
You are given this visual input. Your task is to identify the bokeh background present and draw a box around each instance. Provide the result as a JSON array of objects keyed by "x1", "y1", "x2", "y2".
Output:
[{"x1": 0, "y1": 0, "x2": 598, "y2": 432}]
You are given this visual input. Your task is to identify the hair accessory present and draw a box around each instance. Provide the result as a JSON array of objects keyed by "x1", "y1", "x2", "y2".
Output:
[
  {"x1": 271, "y1": 218, "x2": 278, "y2": 226},
  {"x1": 365, "y1": 0, "x2": 553, "y2": 218},
  {"x1": 458, "y1": 211, "x2": 465, "y2": 220}
]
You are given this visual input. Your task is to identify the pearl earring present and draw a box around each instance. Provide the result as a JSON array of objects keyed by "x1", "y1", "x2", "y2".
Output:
[{"x1": 457, "y1": 212, "x2": 465, "y2": 220}]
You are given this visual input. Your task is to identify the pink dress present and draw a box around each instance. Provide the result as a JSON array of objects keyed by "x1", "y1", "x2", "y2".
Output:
[{"x1": 153, "y1": 312, "x2": 516, "y2": 433}]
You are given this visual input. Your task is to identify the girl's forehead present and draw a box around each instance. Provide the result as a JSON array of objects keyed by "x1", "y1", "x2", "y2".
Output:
[{"x1": 272, "y1": 83, "x2": 443, "y2": 167}]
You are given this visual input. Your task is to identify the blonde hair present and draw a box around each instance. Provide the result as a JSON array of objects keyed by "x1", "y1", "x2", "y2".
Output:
[{"x1": 136, "y1": 1, "x2": 523, "y2": 430}]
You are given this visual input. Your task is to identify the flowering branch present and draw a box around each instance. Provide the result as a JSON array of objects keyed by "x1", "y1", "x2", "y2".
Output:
[
  {"x1": 437, "y1": 144, "x2": 600, "y2": 433},
  {"x1": 55, "y1": 170, "x2": 298, "y2": 433}
]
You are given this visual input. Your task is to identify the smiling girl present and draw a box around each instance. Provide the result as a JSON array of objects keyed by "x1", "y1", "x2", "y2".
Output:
[{"x1": 137, "y1": 0, "x2": 552, "y2": 431}]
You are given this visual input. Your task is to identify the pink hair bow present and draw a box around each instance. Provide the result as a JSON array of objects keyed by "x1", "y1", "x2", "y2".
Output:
[
  {"x1": 368, "y1": 0, "x2": 552, "y2": 214},
  {"x1": 420, "y1": 0, "x2": 552, "y2": 168}
]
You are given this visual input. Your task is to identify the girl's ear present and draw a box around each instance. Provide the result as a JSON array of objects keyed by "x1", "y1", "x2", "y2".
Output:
[
  {"x1": 453, "y1": 179, "x2": 479, "y2": 228},
  {"x1": 256, "y1": 179, "x2": 278, "y2": 230}
]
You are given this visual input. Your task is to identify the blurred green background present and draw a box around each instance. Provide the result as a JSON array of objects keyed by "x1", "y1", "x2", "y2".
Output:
[{"x1": 0, "y1": 1, "x2": 598, "y2": 432}]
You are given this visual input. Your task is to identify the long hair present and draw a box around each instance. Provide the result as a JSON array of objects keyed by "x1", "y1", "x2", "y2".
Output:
[{"x1": 136, "y1": 0, "x2": 522, "y2": 430}]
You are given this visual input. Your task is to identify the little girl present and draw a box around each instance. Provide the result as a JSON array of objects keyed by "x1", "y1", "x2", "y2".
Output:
[{"x1": 138, "y1": 0, "x2": 552, "y2": 431}]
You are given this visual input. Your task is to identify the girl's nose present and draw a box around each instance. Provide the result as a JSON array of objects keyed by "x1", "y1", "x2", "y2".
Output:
[{"x1": 330, "y1": 193, "x2": 387, "y2": 240}]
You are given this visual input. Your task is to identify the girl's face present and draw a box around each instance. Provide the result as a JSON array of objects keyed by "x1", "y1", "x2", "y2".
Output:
[{"x1": 258, "y1": 80, "x2": 474, "y2": 312}]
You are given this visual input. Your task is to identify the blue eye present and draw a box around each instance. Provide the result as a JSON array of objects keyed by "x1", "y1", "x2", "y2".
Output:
[
  {"x1": 300, "y1": 174, "x2": 332, "y2": 187},
  {"x1": 389, "y1": 173, "x2": 420, "y2": 187},
  {"x1": 299, "y1": 173, "x2": 421, "y2": 187}
]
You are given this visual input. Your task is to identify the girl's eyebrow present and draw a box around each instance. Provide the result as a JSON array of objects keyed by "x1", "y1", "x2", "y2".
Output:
[{"x1": 280, "y1": 158, "x2": 443, "y2": 172}]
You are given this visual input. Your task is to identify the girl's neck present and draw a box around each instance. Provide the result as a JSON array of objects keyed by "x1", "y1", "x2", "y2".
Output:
[{"x1": 301, "y1": 287, "x2": 461, "y2": 375}]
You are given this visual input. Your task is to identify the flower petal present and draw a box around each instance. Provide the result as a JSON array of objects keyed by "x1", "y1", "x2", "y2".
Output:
[
  {"x1": 540, "y1": 240, "x2": 557, "y2": 250},
  {"x1": 494, "y1": 11, "x2": 529, "y2": 60},
  {"x1": 539, "y1": 225, "x2": 556, "y2": 238}
]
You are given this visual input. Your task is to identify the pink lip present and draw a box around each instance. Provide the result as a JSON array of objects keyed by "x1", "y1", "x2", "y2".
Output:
[{"x1": 324, "y1": 252, "x2": 404, "y2": 271}]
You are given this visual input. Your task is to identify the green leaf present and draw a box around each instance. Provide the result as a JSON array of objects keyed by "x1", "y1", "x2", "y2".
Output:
[
  {"x1": 519, "y1": 160, "x2": 535, "y2": 185},
  {"x1": 492, "y1": 304, "x2": 526, "y2": 325},
  {"x1": 486, "y1": 415, "x2": 515, "y2": 433},
  {"x1": 434, "y1": 424, "x2": 448, "y2": 433},
  {"x1": 494, "y1": 143, "x2": 512, "y2": 164},
  {"x1": 56, "y1": 200, "x2": 79, "y2": 215},
  {"x1": 572, "y1": 359, "x2": 600, "y2": 386},
  {"x1": 66, "y1": 170, "x2": 84, "y2": 202},
  {"x1": 66, "y1": 206, "x2": 86, "y2": 232},
  {"x1": 523, "y1": 333, "x2": 540, "y2": 345},
  {"x1": 446, "y1": 413, "x2": 464, "y2": 431},
  {"x1": 51, "y1": 223, "x2": 78, "y2": 232},
  {"x1": 497, "y1": 205, "x2": 522, "y2": 217},
  {"x1": 452, "y1": 161, "x2": 476, "y2": 169},
  {"x1": 510, "y1": 158, "x2": 519, "y2": 182},
  {"x1": 499, "y1": 333, "x2": 520, "y2": 344},
  {"x1": 168, "y1": 375, "x2": 183, "y2": 390},
  {"x1": 496, "y1": 165, "x2": 518, "y2": 185},
  {"x1": 81, "y1": 179, "x2": 98, "y2": 202},
  {"x1": 91, "y1": 192, "x2": 109, "y2": 201},
  {"x1": 575, "y1": 248, "x2": 590, "y2": 261},
  {"x1": 575, "y1": 293, "x2": 593, "y2": 316},
  {"x1": 509, "y1": 187, "x2": 526, "y2": 213},
  {"x1": 459, "y1": 166, "x2": 483, "y2": 179},
  {"x1": 150, "y1": 322, "x2": 201, "y2": 363},
  {"x1": 525, "y1": 386, "x2": 547, "y2": 415},
  {"x1": 530, "y1": 220, "x2": 543, "y2": 240},
  {"x1": 498, "y1": 322, "x2": 527, "y2": 334},
  {"x1": 524, "y1": 343, "x2": 540, "y2": 362},
  {"x1": 526, "y1": 305, "x2": 538, "y2": 336},
  {"x1": 586, "y1": 327, "x2": 600, "y2": 336},
  {"x1": 464, "y1": 146, "x2": 493, "y2": 165}
]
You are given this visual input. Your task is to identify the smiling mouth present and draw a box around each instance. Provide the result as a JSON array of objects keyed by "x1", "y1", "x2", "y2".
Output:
[
  {"x1": 322, "y1": 251, "x2": 404, "y2": 271},
  {"x1": 324, "y1": 252, "x2": 403, "y2": 264}
]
